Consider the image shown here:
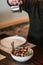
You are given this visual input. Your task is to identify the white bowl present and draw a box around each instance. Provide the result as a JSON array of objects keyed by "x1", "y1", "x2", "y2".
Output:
[
  {"x1": 11, "y1": 48, "x2": 33, "y2": 62},
  {"x1": 1, "y1": 35, "x2": 26, "y2": 48}
]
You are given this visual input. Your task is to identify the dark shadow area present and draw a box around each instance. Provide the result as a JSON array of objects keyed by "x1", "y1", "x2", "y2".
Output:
[{"x1": 0, "y1": 34, "x2": 10, "y2": 39}]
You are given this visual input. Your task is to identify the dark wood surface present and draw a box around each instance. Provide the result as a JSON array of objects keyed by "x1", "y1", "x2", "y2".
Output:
[
  {"x1": 0, "y1": 34, "x2": 43, "y2": 65},
  {"x1": 0, "y1": 44, "x2": 43, "y2": 65}
]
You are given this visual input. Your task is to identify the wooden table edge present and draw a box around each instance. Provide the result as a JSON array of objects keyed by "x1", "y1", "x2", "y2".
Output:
[{"x1": 0, "y1": 17, "x2": 29, "y2": 29}]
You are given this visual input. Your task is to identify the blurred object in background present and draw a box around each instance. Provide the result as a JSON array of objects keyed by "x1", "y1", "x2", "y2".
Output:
[{"x1": 7, "y1": 0, "x2": 23, "y2": 12}]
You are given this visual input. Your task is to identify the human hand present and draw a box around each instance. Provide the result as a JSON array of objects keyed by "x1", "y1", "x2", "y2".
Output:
[{"x1": 8, "y1": 0, "x2": 23, "y2": 5}]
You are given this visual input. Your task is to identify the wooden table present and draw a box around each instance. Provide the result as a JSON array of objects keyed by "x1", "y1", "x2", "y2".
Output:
[
  {"x1": 0, "y1": 45, "x2": 43, "y2": 65},
  {"x1": 0, "y1": 10, "x2": 29, "y2": 29}
]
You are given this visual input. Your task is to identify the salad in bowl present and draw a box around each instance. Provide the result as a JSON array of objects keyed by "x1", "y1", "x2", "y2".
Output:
[{"x1": 11, "y1": 46, "x2": 33, "y2": 62}]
